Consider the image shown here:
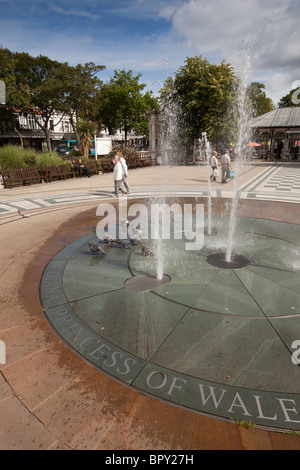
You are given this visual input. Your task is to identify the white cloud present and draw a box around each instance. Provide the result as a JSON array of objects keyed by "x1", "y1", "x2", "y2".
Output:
[
  {"x1": 171, "y1": 0, "x2": 262, "y2": 52},
  {"x1": 47, "y1": 2, "x2": 101, "y2": 19},
  {"x1": 1, "y1": 0, "x2": 299, "y2": 106},
  {"x1": 163, "y1": 0, "x2": 300, "y2": 104},
  {"x1": 265, "y1": 73, "x2": 291, "y2": 101}
]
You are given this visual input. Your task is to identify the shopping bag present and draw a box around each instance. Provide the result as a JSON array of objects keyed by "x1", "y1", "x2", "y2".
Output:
[
  {"x1": 213, "y1": 168, "x2": 219, "y2": 177},
  {"x1": 227, "y1": 170, "x2": 235, "y2": 178}
]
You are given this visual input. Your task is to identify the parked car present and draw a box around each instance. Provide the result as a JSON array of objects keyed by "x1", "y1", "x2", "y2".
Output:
[{"x1": 58, "y1": 147, "x2": 75, "y2": 156}]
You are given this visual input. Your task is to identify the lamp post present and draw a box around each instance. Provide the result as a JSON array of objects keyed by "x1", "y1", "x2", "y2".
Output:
[{"x1": 150, "y1": 80, "x2": 163, "y2": 96}]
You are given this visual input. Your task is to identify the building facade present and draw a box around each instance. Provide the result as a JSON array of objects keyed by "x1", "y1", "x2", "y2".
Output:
[
  {"x1": 0, "y1": 109, "x2": 76, "y2": 151},
  {"x1": 250, "y1": 107, "x2": 300, "y2": 160},
  {"x1": 0, "y1": 108, "x2": 150, "y2": 155}
]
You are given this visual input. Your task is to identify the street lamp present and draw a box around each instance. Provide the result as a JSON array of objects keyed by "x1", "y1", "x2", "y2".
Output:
[{"x1": 150, "y1": 80, "x2": 163, "y2": 96}]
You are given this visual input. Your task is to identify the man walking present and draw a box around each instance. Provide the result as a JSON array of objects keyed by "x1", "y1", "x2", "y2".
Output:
[
  {"x1": 118, "y1": 151, "x2": 131, "y2": 194},
  {"x1": 221, "y1": 150, "x2": 231, "y2": 183},
  {"x1": 113, "y1": 155, "x2": 124, "y2": 197}
]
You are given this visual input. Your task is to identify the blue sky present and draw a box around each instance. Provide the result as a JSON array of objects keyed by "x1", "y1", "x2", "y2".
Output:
[{"x1": 0, "y1": 0, "x2": 299, "y2": 104}]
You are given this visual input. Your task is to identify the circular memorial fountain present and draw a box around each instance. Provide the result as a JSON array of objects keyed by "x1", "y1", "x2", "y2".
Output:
[
  {"x1": 40, "y1": 197, "x2": 300, "y2": 432},
  {"x1": 39, "y1": 47, "x2": 300, "y2": 433}
]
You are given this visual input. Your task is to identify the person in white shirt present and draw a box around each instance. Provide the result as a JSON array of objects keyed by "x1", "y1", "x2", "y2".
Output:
[
  {"x1": 118, "y1": 151, "x2": 131, "y2": 194},
  {"x1": 221, "y1": 150, "x2": 232, "y2": 183},
  {"x1": 113, "y1": 155, "x2": 124, "y2": 197},
  {"x1": 210, "y1": 151, "x2": 218, "y2": 181}
]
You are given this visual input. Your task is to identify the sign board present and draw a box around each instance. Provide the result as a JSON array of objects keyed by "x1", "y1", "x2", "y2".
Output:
[{"x1": 95, "y1": 137, "x2": 112, "y2": 158}]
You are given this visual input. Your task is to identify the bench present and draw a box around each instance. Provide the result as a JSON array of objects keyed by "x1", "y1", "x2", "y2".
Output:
[
  {"x1": 1, "y1": 168, "x2": 26, "y2": 189},
  {"x1": 127, "y1": 158, "x2": 139, "y2": 169},
  {"x1": 21, "y1": 167, "x2": 44, "y2": 184},
  {"x1": 139, "y1": 156, "x2": 152, "y2": 167},
  {"x1": 57, "y1": 163, "x2": 74, "y2": 180},
  {"x1": 86, "y1": 161, "x2": 100, "y2": 175},
  {"x1": 102, "y1": 159, "x2": 113, "y2": 174},
  {"x1": 41, "y1": 165, "x2": 61, "y2": 183},
  {"x1": 0, "y1": 167, "x2": 43, "y2": 189},
  {"x1": 73, "y1": 161, "x2": 100, "y2": 177}
]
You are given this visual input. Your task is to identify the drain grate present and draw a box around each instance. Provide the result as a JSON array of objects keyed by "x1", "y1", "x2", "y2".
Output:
[
  {"x1": 204, "y1": 227, "x2": 218, "y2": 236},
  {"x1": 124, "y1": 274, "x2": 171, "y2": 292},
  {"x1": 205, "y1": 252, "x2": 250, "y2": 270}
]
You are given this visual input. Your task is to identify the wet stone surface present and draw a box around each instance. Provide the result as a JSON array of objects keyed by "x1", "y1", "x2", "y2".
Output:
[{"x1": 40, "y1": 214, "x2": 300, "y2": 431}]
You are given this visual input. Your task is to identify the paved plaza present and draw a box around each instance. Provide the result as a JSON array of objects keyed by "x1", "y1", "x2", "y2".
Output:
[{"x1": 1, "y1": 162, "x2": 300, "y2": 450}]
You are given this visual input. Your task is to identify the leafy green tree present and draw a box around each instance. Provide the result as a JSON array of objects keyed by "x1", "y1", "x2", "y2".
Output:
[
  {"x1": 23, "y1": 54, "x2": 70, "y2": 150},
  {"x1": 278, "y1": 87, "x2": 300, "y2": 107},
  {"x1": 161, "y1": 56, "x2": 237, "y2": 148},
  {"x1": 0, "y1": 48, "x2": 32, "y2": 146},
  {"x1": 1, "y1": 51, "x2": 69, "y2": 150},
  {"x1": 247, "y1": 82, "x2": 274, "y2": 116},
  {"x1": 132, "y1": 91, "x2": 159, "y2": 137},
  {"x1": 98, "y1": 69, "x2": 159, "y2": 143},
  {"x1": 1, "y1": 48, "x2": 106, "y2": 151},
  {"x1": 62, "y1": 62, "x2": 105, "y2": 144}
]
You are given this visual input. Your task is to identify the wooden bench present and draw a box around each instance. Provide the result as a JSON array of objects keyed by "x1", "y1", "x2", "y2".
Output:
[
  {"x1": 1, "y1": 169, "x2": 26, "y2": 189},
  {"x1": 0, "y1": 167, "x2": 43, "y2": 189},
  {"x1": 86, "y1": 161, "x2": 100, "y2": 175},
  {"x1": 21, "y1": 167, "x2": 44, "y2": 185},
  {"x1": 127, "y1": 158, "x2": 139, "y2": 169},
  {"x1": 57, "y1": 163, "x2": 74, "y2": 180},
  {"x1": 102, "y1": 159, "x2": 113, "y2": 174},
  {"x1": 139, "y1": 156, "x2": 152, "y2": 167},
  {"x1": 72, "y1": 160, "x2": 99, "y2": 177},
  {"x1": 41, "y1": 165, "x2": 61, "y2": 183}
]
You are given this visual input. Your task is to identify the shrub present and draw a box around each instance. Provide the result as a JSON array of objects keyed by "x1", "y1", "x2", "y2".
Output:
[
  {"x1": 107, "y1": 145, "x2": 139, "y2": 160},
  {"x1": 23, "y1": 148, "x2": 39, "y2": 167},
  {"x1": 35, "y1": 152, "x2": 64, "y2": 168},
  {"x1": 0, "y1": 146, "x2": 65, "y2": 169},
  {"x1": 0, "y1": 145, "x2": 27, "y2": 169}
]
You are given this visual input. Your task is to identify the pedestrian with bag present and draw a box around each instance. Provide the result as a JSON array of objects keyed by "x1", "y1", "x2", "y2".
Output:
[
  {"x1": 210, "y1": 151, "x2": 219, "y2": 181},
  {"x1": 221, "y1": 150, "x2": 232, "y2": 183}
]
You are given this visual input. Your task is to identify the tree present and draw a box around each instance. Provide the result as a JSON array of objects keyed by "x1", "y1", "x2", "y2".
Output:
[
  {"x1": 98, "y1": 69, "x2": 158, "y2": 143},
  {"x1": 278, "y1": 87, "x2": 300, "y2": 107},
  {"x1": 0, "y1": 47, "x2": 32, "y2": 146},
  {"x1": 247, "y1": 82, "x2": 274, "y2": 116},
  {"x1": 62, "y1": 62, "x2": 105, "y2": 144},
  {"x1": 75, "y1": 119, "x2": 98, "y2": 158},
  {"x1": 1, "y1": 48, "x2": 106, "y2": 151},
  {"x1": 0, "y1": 51, "x2": 69, "y2": 150},
  {"x1": 131, "y1": 91, "x2": 159, "y2": 137},
  {"x1": 23, "y1": 54, "x2": 70, "y2": 150},
  {"x1": 162, "y1": 56, "x2": 237, "y2": 148}
]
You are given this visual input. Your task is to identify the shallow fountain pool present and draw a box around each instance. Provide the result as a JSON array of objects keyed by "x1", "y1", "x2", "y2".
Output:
[{"x1": 40, "y1": 200, "x2": 300, "y2": 431}]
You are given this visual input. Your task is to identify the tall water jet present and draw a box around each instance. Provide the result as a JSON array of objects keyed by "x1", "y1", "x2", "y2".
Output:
[
  {"x1": 200, "y1": 132, "x2": 218, "y2": 237},
  {"x1": 225, "y1": 46, "x2": 254, "y2": 263},
  {"x1": 202, "y1": 132, "x2": 212, "y2": 236},
  {"x1": 155, "y1": 85, "x2": 184, "y2": 279}
]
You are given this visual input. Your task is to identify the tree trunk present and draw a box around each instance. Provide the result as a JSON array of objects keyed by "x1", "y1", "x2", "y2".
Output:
[
  {"x1": 14, "y1": 126, "x2": 24, "y2": 148},
  {"x1": 45, "y1": 128, "x2": 52, "y2": 152}
]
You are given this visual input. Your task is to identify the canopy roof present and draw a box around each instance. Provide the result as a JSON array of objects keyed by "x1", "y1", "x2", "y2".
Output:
[{"x1": 250, "y1": 107, "x2": 300, "y2": 129}]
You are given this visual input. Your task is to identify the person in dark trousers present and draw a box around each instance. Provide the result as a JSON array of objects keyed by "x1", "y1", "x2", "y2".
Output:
[
  {"x1": 221, "y1": 150, "x2": 231, "y2": 183},
  {"x1": 74, "y1": 159, "x2": 92, "y2": 177}
]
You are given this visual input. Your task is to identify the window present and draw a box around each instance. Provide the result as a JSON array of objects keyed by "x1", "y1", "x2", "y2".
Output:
[
  {"x1": 61, "y1": 120, "x2": 71, "y2": 133},
  {"x1": 26, "y1": 114, "x2": 43, "y2": 130}
]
